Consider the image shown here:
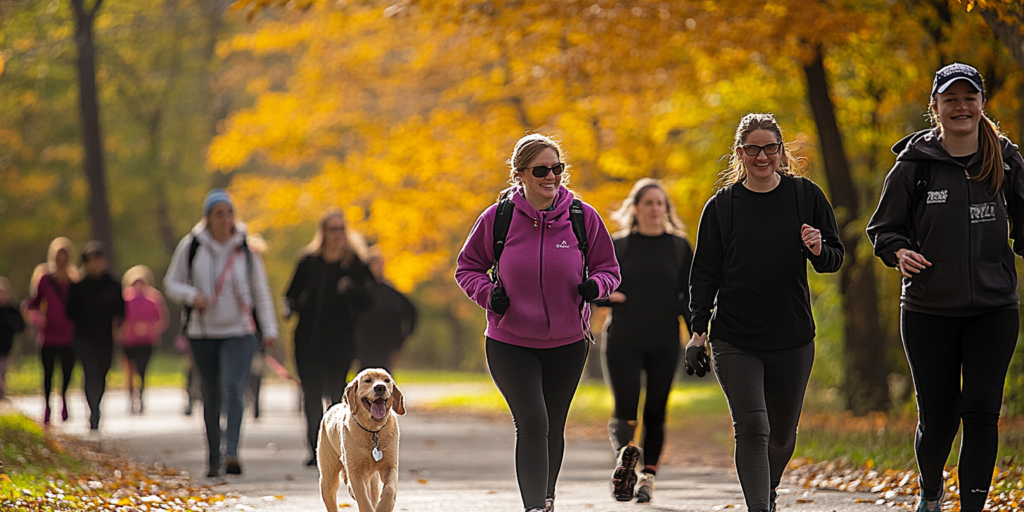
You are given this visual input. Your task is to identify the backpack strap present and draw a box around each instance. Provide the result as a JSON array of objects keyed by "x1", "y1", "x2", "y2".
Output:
[
  {"x1": 714, "y1": 186, "x2": 734, "y2": 250},
  {"x1": 908, "y1": 162, "x2": 931, "y2": 250},
  {"x1": 569, "y1": 198, "x2": 588, "y2": 278},
  {"x1": 181, "y1": 235, "x2": 202, "y2": 335},
  {"x1": 490, "y1": 197, "x2": 514, "y2": 284},
  {"x1": 793, "y1": 175, "x2": 814, "y2": 226}
]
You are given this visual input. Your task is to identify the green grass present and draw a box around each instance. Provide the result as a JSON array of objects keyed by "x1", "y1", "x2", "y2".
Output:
[
  {"x1": 0, "y1": 410, "x2": 83, "y2": 495},
  {"x1": 5, "y1": 353, "x2": 188, "y2": 396}
]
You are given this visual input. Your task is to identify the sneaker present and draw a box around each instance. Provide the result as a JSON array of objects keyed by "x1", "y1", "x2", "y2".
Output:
[
  {"x1": 636, "y1": 473, "x2": 655, "y2": 503},
  {"x1": 915, "y1": 476, "x2": 944, "y2": 512},
  {"x1": 225, "y1": 456, "x2": 242, "y2": 475},
  {"x1": 769, "y1": 488, "x2": 777, "y2": 512},
  {"x1": 611, "y1": 444, "x2": 641, "y2": 501},
  {"x1": 544, "y1": 496, "x2": 554, "y2": 512},
  {"x1": 305, "y1": 456, "x2": 318, "y2": 467}
]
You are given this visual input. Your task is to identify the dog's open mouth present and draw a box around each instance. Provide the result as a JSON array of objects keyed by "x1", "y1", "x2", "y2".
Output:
[{"x1": 362, "y1": 397, "x2": 389, "y2": 421}]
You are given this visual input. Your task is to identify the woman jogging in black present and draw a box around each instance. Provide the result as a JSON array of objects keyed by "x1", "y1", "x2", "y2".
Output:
[
  {"x1": 866, "y1": 63, "x2": 1024, "y2": 512},
  {"x1": 688, "y1": 113, "x2": 844, "y2": 512},
  {"x1": 597, "y1": 178, "x2": 692, "y2": 503}
]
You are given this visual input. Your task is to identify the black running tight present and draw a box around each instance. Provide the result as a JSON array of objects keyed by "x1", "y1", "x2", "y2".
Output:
[
  {"x1": 901, "y1": 309, "x2": 1018, "y2": 512},
  {"x1": 485, "y1": 338, "x2": 588, "y2": 511},
  {"x1": 40, "y1": 346, "x2": 76, "y2": 405},
  {"x1": 713, "y1": 339, "x2": 814, "y2": 512},
  {"x1": 603, "y1": 340, "x2": 679, "y2": 467}
]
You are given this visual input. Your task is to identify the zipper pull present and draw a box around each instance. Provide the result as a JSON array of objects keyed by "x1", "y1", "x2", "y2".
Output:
[{"x1": 534, "y1": 219, "x2": 539, "y2": 230}]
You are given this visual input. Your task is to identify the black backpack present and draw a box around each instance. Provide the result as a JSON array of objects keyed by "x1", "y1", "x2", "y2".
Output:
[
  {"x1": 490, "y1": 196, "x2": 588, "y2": 284},
  {"x1": 714, "y1": 175, "x2": 815, "y2": 254}
]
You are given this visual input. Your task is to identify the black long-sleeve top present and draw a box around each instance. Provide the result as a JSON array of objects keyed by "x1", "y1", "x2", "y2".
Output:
[
  {"x1": 356, "y1": 281, "x2": 418, "y2": 361},
  {"x1": 285, "y1": 254, "x2": 375, "y2": 354},
  {"x1": 689, "y1": 176, "x2": 844, "y2": 351},
  {"x1": 66, "y1": 272, "x2": 125, "y2": 344},
  {"x1": 600, "y1": 233, "x2": 692, "y2": 350},
  {"x1": 0, "y1": 305, "x2": 25, "y2": 356}
]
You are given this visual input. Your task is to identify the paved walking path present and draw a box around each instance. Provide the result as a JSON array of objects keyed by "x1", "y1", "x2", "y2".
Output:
[{"x1": 10, "y1": 383, "x2": 898, "y2": 511}]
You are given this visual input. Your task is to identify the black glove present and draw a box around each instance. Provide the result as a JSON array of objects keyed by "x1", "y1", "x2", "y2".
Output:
[
  {"x1": 684, "y1": 343, "x2": 711, "y2": 378},
  {"x1": 489, "y1": 286, "x2": 510, "y2": 315},
  {"x1": 577, "y1": 279, "x2": 600, "y2": 302}
]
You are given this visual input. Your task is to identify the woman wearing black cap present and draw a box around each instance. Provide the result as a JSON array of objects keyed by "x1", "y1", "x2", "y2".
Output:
[
  {"x1": 65, "y1": 241, "x2": 125, "y2": 431},
  {"x1": 867, "y1": 63, "x2": 1024, "y2": 512}
]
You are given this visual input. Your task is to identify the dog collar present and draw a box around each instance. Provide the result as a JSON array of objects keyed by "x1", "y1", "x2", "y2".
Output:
[{"x1": 354, "y1": 416, "x2": 389, "y2": 462}]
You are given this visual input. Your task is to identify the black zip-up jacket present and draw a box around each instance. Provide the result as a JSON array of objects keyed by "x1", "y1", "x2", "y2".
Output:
[
  {"x1": 866, "y1": 128, "x2": 1024, "y2": 314},
  {"x1": 66, "y1": 272, "x2": 125, "y2": 344}
]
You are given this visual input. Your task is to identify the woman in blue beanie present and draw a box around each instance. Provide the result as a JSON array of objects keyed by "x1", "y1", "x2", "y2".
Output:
[{"x1": 165, "y1": 189, "x2": 279, "y2": 478}]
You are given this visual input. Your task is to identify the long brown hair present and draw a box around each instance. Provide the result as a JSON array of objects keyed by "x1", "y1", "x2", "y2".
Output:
[
  {"x1": 929, "y1": 98, "x2": 1004, "y2": 196},
  {"x1": 302, "y1": 209, "x2": 367, "y2": 266},
  {"x1": 501, "y1": 133, "x2": 572, "y2": 199},
  {"x1": 718, "y1": 113, "x2": 803, "y2": 188},
  {"x1": 611, "y1": 178, "x2": 686, "y2": 238}
]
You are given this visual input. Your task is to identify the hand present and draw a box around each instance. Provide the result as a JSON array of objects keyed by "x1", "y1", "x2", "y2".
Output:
[
  {"x1": 609, "y1": 292, "x2": 627, "y2": 303},
  {"x1": 684, "y1": 337, "x2": 711, "y2": 378},
  {"x1": 896, "y1": 248, "x2": 932, "y2": 278},
  {"x1": 192, "y1": 293, "x2": 209, "y2": 312},
  {"x1": 801, "y1": 224, "x2": 822, "y2": 256},
  {"x1": 337, "y1": 276, "x2": 353, "y2": 293},
  {"x1": 489, "y1": 286, "x2": 510, "y2": 315},
  {"x1": 577, "y1": 279, "x2": 600, "y2": 302},
  {"x1": 263, "y1": 336, "x2": 276, "y2": 349}
]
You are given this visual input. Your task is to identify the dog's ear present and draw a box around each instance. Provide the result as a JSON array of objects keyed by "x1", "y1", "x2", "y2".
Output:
[
  {"x1": 391, "y1": 382, "x2": 406, "y2": 416},
  {"x1": 344, "y1": 375, "x2": 359, "y2": 407}
]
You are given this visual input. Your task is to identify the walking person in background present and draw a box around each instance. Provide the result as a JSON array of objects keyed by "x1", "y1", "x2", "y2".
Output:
[
  {"x1": 456, "y1": 134, "x2": 620, "y2": 512},
  {"x1": 356, "y1": 247, "x2": 418, "y2": 373},
  {"x1": 866, "y1": 64, "x2": 1024, "y2": 512},
  {"x1": 24, "y1": 237, "x2": 80, "y2": 425},
  {"x1": 284, "y1": 208, "x2": 375, "y2": 466},
  {"x1": 0, "y1": 277, "x2": 26, "y2": 400},
  {"x1": 65, "y1": 241, "x2": 125, "y2": 431},
  {"x1": 165, "y1": 189, "x2": 278, "y2": 477},
  {"x1": 120, "y1": 265, "x2": 169, "y2": 414},
  {"x1": 688, "y1": 113, "x2": 844, "y2": 512},
  {"x1": 595, "y1": 178, "x2": 692, "y2": 503}
]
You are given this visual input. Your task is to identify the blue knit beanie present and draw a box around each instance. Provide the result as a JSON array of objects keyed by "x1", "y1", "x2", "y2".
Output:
[{"x1": 203, "y1": 189, "x2": 233, "y2": 217}]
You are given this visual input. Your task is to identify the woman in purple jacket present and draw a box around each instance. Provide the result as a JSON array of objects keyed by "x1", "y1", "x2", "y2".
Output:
[
  {"x1": 456, "y1": 134, "x2": 620, "y2": 512},
  {"x1": 24, "y1": 237, "x2": 80, "y2": 425}
]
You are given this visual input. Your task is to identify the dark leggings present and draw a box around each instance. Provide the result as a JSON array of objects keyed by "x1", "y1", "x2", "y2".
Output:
[
  {"x1": 901, "y1": 309, "x2": 1018, "y2": 512},
  {"x1": 123, "y1": 345, "x2": 154, "y2": 389},
  {"x1": 295, "y1": 348, "x2": 354, "y2": 456},
  {"x1": 486, "y1": 338, "x2": 588, "y2": 511},
  {"x1": 603, "y1": 340, "x2": 680, "y2": 467},
  {"x1": 75, "y1": 338, "x2": 113, "y2": 429},
  {"x1": 713, "y1": 339, "x2": 814, "y2": 512},
  {"x1": 40, "y1": 346, "x2": 76, "y2": 405}
]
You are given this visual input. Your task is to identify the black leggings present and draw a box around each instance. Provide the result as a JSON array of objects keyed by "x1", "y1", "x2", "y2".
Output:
[
  {"x1": 40, "y1": 346, "x2": 76, "y2": 405},
  {"x1": 603, "y1": 340, "x2": 680, "y2": 467},
  {"x1": 901, "y1": 309, "x2": 1018, "y2": 512},
  {"x1": 486, "y1": 338, "x2": 588, "y2": 511},
  {"x1": 75, "y1": 338, "x2": 113, "y2": 429},
  {"x1": 712, "y1": 339, "x2": 814, "y2": 512},
  {"x1": 123, "y1": 345, "x2": 154, "y2": 388}
]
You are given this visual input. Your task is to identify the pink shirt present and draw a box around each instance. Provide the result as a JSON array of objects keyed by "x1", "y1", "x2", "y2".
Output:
[{"x1": 120, "y1": 287, "x2": 168, "y2": 347}]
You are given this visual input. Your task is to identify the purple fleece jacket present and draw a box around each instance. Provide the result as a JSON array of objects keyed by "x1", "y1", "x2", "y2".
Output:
[{"x1": 456, "y1": 186, "x2": 620, "y2": 348}]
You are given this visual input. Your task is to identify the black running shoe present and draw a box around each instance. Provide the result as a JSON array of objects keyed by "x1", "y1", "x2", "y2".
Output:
[
  {"x1": 611, "y1": 444, "x2": 641, "y2": 501},
  {"x1": 225, "y1": 456, "x2": 242, "y2": 475}
]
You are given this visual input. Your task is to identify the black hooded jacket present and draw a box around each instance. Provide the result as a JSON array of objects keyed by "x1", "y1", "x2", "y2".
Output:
[{"x1": 866, "y1": 128, "x2": 1024, "y2": 314}]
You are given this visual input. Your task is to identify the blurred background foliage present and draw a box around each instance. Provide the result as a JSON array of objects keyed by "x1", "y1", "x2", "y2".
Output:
[{"x1": 2, "y1": 0, "x2": 1024, "y2": 415}]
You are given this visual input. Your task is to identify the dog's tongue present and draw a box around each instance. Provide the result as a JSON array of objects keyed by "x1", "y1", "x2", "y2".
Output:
[{"x1": 370, "y1": 399, "x2": 388, "y2": 420}]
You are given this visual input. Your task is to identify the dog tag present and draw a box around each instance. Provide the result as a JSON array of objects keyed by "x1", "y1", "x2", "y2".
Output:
[{"x1": 372, "y1": 447, "x2": 383, "y2": 462}]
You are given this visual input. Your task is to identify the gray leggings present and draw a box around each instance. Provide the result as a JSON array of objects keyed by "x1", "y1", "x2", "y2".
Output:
[
  {"x1": 485, "y1": 338, "x2": 588, "y2": 511},
  {"x1": 712, "y1": 339, "x2": 814, "y2": 512}
]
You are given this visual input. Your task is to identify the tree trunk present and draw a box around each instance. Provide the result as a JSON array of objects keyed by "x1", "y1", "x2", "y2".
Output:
[
  {"x1": 71, "y1": 0, "x2": 114, "y2": 265},
  {"x1": 803, "y1": 47, "x2": 890, "y2": 414}
]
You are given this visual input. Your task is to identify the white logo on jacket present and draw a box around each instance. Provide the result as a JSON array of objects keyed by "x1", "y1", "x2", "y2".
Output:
[
  {"x1": 555, "y1": 240, "x2": 571, "y2": 249},
  {"x1": 970, "y1": 202, "x2": 998, "y2": 224},
  {"x1": 926, "y1": 190, "x2": 948, "y2": 204}
]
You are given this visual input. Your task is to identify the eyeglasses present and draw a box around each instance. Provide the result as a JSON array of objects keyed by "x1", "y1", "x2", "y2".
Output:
[
  {"x1": 325, "y1": 226, "x2": 346, "y2": 233},
  {"x1": 739, "y1": 143, "x2": 782, "y2": 157},
  {"x1": 528, "y1": 163, "x2": 565, "y2": 178}
]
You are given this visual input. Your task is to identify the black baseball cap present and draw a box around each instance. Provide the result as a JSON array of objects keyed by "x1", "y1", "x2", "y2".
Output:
[
  {"x1": 931, "y1": 63, "x2": 984, "y2": 97},
  {"x1": 81, "y1": 240, "x2": 107, "y2": 262}
]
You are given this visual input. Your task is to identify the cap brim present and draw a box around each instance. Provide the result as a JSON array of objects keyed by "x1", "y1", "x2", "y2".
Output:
[{"x1": 936, "y1": 77, "x2": 982, "y2": 95}]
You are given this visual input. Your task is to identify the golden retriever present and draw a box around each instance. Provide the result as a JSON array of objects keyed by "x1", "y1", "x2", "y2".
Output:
[{"x1": 318, "y1": 368, "x2": 405, "y2": 512}]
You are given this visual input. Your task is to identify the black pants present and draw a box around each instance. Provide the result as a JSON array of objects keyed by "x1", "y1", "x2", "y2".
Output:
[
  {"x1": 296, "y1": 346, "x2": 355, "y2": 456},
  {"x1": 713, "y1": 339, "x2": 814, "y2": 512},
  {"x1": 123, "y1": 345, "x2": 154, "y2": 388},
  {"x1": 603, "y1": 339, "x2": 680, "y2": 467},
  {"x1": 486, "y1": 338, "x2": 588, "y2": 511},
  {"x1": 901, "y1": 309, "x2": 1018, "y2": 512},
  {"x1": 75, "y1": 337, "x2": 113, "y2": 429},
  {"x1": 40, "y1": 345, "x2": 76, "y2": 405}
]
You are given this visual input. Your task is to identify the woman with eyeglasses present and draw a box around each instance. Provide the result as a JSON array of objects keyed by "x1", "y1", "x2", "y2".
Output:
[
  {"x1": 456, "y1": 133, "x2": 620, "y2": 512},
  {"x1": 596, "y1": 178, "x2": 692, "y2": 503},
  {"x1": 284, "y1": 208, "x2": 375, "y2": 467},
  {"x1": 688, "y1": 113, "x2": 843, "y2": 512},
  {"x1": 866, "y1": 64, "x2": 1024, "y2": 512}
]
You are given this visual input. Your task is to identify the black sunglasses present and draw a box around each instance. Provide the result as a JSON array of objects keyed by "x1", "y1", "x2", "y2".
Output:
[
  {"x1": 739, "y1": 143, "x2": 782, "y2": 157},
  {"x1": 527, "y1": 163, "x2": 565, "y2": 178}
]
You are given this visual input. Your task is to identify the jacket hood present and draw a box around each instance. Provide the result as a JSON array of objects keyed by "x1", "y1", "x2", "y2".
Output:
[
  {"x1": 508, "y1": 185, "x2": 574, "y2": 218},
  {"x1": 894, "y1": 127, "x2": 1021, "y2": 162}
]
